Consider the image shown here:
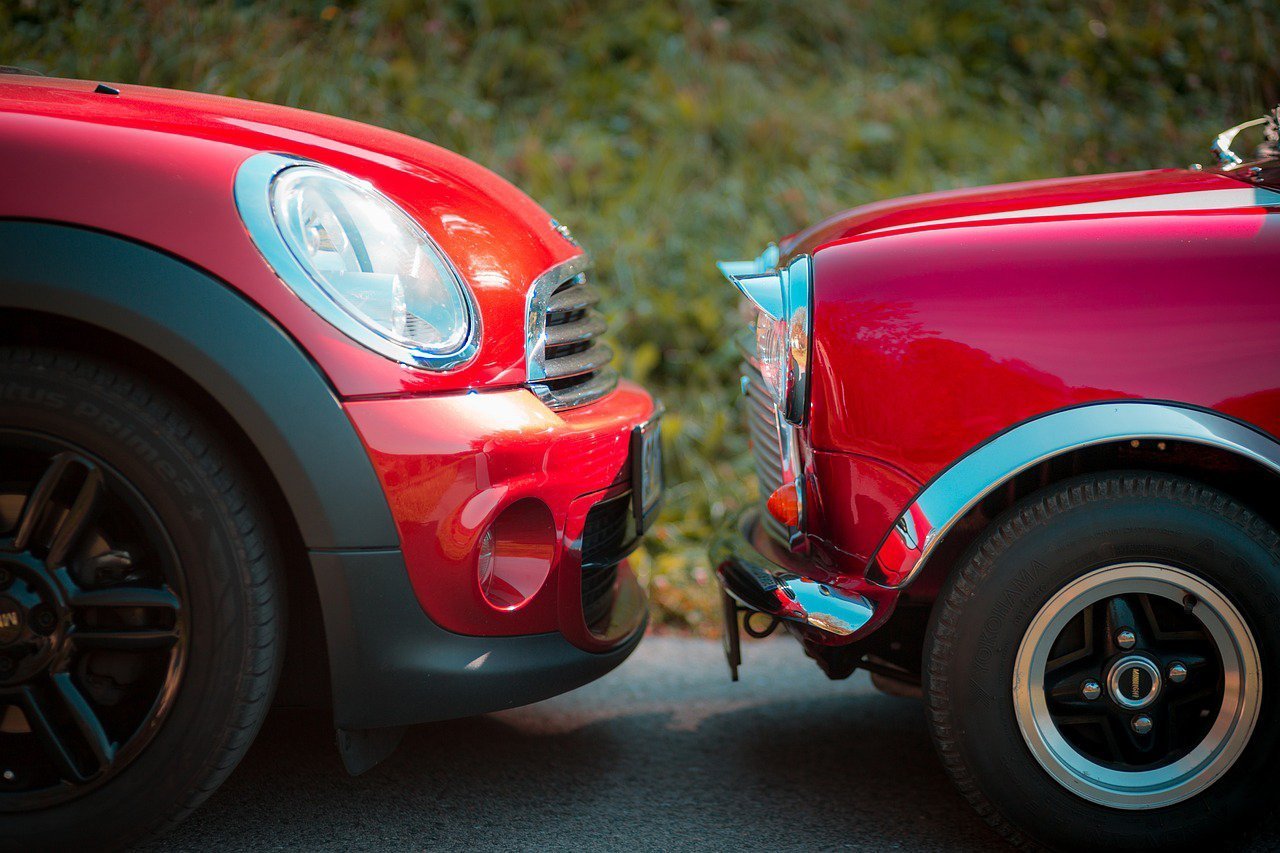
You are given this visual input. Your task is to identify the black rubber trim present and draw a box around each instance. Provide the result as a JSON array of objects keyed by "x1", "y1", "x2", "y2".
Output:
[
  {"x1": 311, "y1": 549, "x2": 647, "y2": 730},
  {"x1": 0, "y1": 220, "x2": 398, "y2": 550}
]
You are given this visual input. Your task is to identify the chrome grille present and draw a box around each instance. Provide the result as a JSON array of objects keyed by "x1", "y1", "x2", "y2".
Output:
[
  {"x1": 528, "y1": 270, "x2": 619, "y2": 409},
  {"x1": 741, "y1": 358, "x2": 792, "y2": 543}
]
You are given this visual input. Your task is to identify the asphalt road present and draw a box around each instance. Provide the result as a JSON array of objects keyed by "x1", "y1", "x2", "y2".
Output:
[{"x1": 140, "y1": 635, "x2": 1279, "y2": 852}]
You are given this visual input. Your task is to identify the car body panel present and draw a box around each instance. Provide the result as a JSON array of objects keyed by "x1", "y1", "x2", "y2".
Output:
[
  {"x1": 716, "y1": 163, "x2": 1280, "y2": 652},
  {"x1": 0, "y1": 75, "x2": 578, "y2": 397},
  {"x1": 0, "y1": 76, "x2": 655, "y2": 738},
  {"x1": 805, "y1": 178, "x2": 1280, "y2": 570}
]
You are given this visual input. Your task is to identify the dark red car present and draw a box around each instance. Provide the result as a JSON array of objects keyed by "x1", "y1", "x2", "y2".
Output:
[
  {"x1": 0, "y1": 72, "x2": 660, "y2": 849},
  {"x1": 714, "y1": 113, "x2": 1280, "y2": 849}
]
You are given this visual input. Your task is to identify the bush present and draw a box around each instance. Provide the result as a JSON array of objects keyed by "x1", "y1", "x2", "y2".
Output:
[{"x1": 6, "y1": 0, "x2": 1277, "y2": 633}]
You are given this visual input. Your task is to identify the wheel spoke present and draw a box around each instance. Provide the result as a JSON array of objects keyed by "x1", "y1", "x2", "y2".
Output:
[
  {"x1": 11, "y1": 452, "x2": 104, "y2": 569},
  {"x1": 45, "y1": 467, "x2": 103, "y2": 570},
  {"x1": 73, "y1": 627, "x2": 180, "y2": 651},
  {"x1": 11, "y1": 453, "x2": 74, "y2": 550},
  {"x1": 70, "y1": 584, "x2": 180, "y2": 613},
  {"x1": 20, "y1": 673, "x2": 116, "y2": 783},
  {"x1": 1103, "y1": 595, "x2": 1145, "y2": 651}
]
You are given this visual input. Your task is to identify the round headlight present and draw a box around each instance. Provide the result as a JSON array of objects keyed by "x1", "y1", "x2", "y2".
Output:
[{"x1": 235, "y1": 153, "x2": 479, "y2": 370}]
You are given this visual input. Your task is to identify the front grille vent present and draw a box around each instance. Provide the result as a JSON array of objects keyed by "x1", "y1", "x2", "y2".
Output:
[
  {"x1": 580, "y1": 491, "x2": 636, "y2": 631},
  {"x1": 741, "y1": 358, "x2": 791, "y2": 543},
  {"x1": 528, "y1": 271, "x2": 619, "y2": 409}
]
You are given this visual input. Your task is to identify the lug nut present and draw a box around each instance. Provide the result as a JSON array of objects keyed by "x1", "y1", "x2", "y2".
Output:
[
  {"x1": 1, "y1": 770, "x2": 13, "y2": 782},
  {"x1": 1132, "y1": 715, "x2": 1154, "y2": 735},
  {"x1": 32, "y1": 608, "x2": 56, "y2": 634},
  {"x1": 1116, "y1": 629, "x2": 1137, "y2": 650},
  {"x1": 1168, "y1": 662, "x2": 1188, "y2": 684},
  {"x1": 1081, "y1": 679, "x2": 1102, "y2": 701}
]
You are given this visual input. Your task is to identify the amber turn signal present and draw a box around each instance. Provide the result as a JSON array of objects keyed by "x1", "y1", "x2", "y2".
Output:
[{"x1": 766, "y1": 482, "x2": 801, "y2": 527}]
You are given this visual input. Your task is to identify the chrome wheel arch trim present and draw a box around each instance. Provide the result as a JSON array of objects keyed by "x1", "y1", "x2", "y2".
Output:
[{"x1": 868, "y1": 401, "x2": 1280, "y2": 588}]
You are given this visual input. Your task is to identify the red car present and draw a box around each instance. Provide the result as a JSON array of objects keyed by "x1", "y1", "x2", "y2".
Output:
[
  {"x1": 714, "y1": 113, "x2": 1280, "y2": 849},
  {"x1": 0, "y1": 71, "x2": 659, "y2": 849}
]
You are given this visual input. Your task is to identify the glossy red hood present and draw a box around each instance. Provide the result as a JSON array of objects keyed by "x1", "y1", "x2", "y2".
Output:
[
  {"x1": 0, "y1": 75, "x2": 580, "y2": 396},
  {"x1": 781, "y1": 168, "x2": 1256, "y2": 259}
]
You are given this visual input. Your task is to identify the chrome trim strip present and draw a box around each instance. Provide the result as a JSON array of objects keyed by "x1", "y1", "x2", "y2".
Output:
[
  {"x1": 780, "y1": 254, "x2": 813, "y2": 426},
  {"x1": 234, "y1": 151, "x2": 482, "y2": 371},
  {"x1": 865, "y1": 187, "x2": 1280, "y2": 235},
  {"x1": 869, "y1": 402, "x2": 1280, "y2": 588},
  {"x1": 523, "y1": 255, "x2": 592, "y2": 382}
]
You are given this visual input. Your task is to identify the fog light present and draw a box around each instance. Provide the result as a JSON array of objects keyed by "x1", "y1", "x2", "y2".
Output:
[
  {"x1": 476, "y1": 499, "x2": 556, "y2": 610},
  {"x1": 767, "y1": 482, "x2": 801, "y2": 528}
]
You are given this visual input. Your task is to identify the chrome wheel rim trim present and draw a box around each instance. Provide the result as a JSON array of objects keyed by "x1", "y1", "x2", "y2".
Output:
[{"x1": 1012, "y1": 562, "x2": 1261, "y2": 809}]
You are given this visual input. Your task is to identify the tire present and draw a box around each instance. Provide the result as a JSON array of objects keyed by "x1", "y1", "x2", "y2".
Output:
[
  {"x1": 0, "y1": 348, "x2": 283, "y2": 852},
  {"x1": 924, "y1": 472, "x2": 1279, "y2": 851}
]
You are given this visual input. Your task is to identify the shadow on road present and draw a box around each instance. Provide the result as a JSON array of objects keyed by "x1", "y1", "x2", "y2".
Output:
[{"x1": 140, "y1": 636, "x2": 1278, "y2": 852}]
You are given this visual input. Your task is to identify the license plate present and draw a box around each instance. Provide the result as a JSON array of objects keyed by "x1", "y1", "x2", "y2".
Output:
[{"x1": 631, "y1": 409, "x2": 664, "y2": 534}]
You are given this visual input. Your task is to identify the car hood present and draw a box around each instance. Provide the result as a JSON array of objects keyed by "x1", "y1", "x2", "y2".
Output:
[
  {"x1": 0, "y1": 75, "x2": 582, "y2": 395},
  {"x1": 780, "y1": 167, "x2": 1269, "y2": 259}
]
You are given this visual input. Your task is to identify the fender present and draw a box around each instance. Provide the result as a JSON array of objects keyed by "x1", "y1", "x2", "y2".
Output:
[
  {"x1": 867, "y1": 401, "x2": 1280, "y2": 588},
  {"x1": 0, "y1": 220, "x2": 398, "y2": 550}
]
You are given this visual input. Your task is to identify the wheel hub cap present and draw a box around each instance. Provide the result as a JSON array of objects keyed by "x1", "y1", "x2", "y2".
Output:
[
  {"x1": 1106, "y1": 654, "x2": 1162, "y2": 710},
  {"x1": 1013, "y1": 562, "x2": 1262, "y2": 810},
  {"x1": 0, "y1": 595, "x2": 24, "y2": 645}
]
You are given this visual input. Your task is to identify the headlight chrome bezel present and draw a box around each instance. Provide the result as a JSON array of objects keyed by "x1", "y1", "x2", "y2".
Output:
[
  {"x1": 234, "y1": 152, "x2": 481, "y2": 371},
  {"x1": 719, "y1": 248, "x2": 813, "y2": 425}
]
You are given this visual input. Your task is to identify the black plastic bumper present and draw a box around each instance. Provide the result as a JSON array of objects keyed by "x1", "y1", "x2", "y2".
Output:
[{"x1": 311, "y1": 549, "x2": 647, "y2": 731}]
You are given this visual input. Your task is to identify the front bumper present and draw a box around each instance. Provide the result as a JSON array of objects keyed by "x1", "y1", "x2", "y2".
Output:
[
  {"x1": 712, "y1": 509, "x2": 879, "y2": 638},
  {"x1": 312, "y1": 548, "x2": 646, "y2": 731},
  {"x1": 344, "y1": 380, "x2": 656, "y2": 651}
]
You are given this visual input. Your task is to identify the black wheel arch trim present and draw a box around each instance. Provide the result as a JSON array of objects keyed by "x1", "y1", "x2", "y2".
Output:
[{"x1": 0, "y1": 219, "x2": 399, "y2": 550}]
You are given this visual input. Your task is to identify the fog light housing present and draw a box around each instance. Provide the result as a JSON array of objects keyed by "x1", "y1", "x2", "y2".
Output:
[{"x1": 476, "y1": 500, "x2": 556, "y2": 610}]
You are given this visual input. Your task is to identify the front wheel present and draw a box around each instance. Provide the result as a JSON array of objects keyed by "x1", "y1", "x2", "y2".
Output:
[
  {"x1": 925, "y1": 472, "x2": 1278, "y2": 850},
  {"x1": 0, "y1": 348, "x2": 284, "y2": 851}
]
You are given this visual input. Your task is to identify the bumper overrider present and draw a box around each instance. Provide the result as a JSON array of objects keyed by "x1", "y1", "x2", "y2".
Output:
[{"x1": 713, "y1": 509, "x2": 877, "y2": 661}]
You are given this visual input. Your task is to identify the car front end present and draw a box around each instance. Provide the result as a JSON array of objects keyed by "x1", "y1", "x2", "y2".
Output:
[{"x1": 0, "y1": 75, "x2": 661, "y2": 780}]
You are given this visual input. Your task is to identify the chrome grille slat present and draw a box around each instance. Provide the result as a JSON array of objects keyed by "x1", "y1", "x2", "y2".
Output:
[
  {"x1": 526, "y1": 265, "x2": 618, "y2": 410},
  {"x1": 547, "y1": 284, "x2": 600, "y2": 315},
  {"x1": 544, "y1": 311, "x2": 607, "y2": 347},
  {"x1": 539, "y1": 342, "x2": 615, "y2": 380},
  {"x1": 741, "y1": 360, "x2": 789, "y2": 540}
]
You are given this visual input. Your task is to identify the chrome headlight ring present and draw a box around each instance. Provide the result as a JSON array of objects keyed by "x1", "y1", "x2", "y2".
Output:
[
  {"x1": 718, "y1": 248, "x2": 813, "y2": 426},
  {"x1": 234, "y1": 152, "x2": 481, "y2": 371}
]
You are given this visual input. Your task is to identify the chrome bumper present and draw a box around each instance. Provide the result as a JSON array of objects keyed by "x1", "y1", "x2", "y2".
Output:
[{"x1": 710, "y1": 509, "x2": 876, "y2": 637}]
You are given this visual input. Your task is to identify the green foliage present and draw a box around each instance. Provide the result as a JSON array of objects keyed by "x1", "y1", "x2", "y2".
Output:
[{"x1": 6, "y1": 0, "x2": 1277, "y2": 632}]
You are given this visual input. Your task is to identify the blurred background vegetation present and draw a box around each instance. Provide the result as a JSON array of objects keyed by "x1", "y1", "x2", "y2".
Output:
[{"x1": 5, "y1": 0, "x2": 1278, "y2": 633}]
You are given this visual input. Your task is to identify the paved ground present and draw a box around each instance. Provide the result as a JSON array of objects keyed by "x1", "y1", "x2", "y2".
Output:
[{"x1": 142, "y1": 636, "x2": 1278, "y2": 852}]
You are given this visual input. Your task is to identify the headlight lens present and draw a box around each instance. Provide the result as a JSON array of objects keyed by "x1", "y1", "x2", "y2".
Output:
[
  {"x1": 235, "y1": 153, "x2": 479, "y2": 370},
  {"x1": 752, "y1": 256, "x2": 811, "y2": 423},
  {"x1": 755, "y1": 311, "x2": 788, "y2": 401},
  {"x1": 271, "y1": 165, "x2": 471, "y2": 356}
]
